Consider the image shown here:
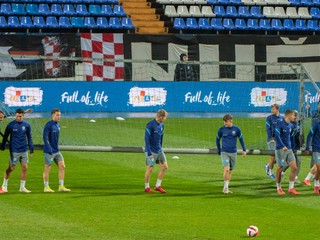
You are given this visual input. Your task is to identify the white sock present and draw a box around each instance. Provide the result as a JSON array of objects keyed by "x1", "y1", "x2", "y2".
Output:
[
  {"x1": 3, "y1": 178, "x2": 8, "y2": 187},
  {"x1": 268, "y1": 169, "x2": 273, "y2": 175},
  {"x1": 305, "y1": 173, "x2": 313, "y2": 180},
  {"x1": 289, "y1": 181, "x2": 294, "y2": 190},
  {"x1": 315, "y1": 180, "x2": 319, "y2": 187},
  {"x1": 145, "y1": 183, "x2": 149, "y2": 189},
  {"x1": 20, "y1": 180, "x2": 26, "y2": 189},
  {"x1": 156, "y1": 179, "x2": 162, "y2": 188},
  {"x1": 224, "y1": 180, "x2": 229, "y2": 189},
  {"x1": 44, "y1": 181, "x2": 49, "y2": 188},
  {"x1": 59, "y1": 180, "x2": 64, "y2": 186},
  {"x1": 276, "y1": 183, "x2": 281, "y2": 190}
]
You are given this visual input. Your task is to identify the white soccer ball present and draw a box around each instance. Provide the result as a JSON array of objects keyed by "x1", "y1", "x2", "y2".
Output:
[
  {"x1": 246, "y1": 225, "x2": 259, "y2": 237},
  {"x1": 116, "y1": 117, "x2": 125, "y2": 121}
]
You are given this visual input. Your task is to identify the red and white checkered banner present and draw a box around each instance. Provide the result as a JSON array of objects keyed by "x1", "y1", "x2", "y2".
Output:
[
  {"x1": 80, "y1": 33, "x2": 124, "y2": 81},
  {"x1": 42, "y1": 36, "x2": 61, "y2": 77}
]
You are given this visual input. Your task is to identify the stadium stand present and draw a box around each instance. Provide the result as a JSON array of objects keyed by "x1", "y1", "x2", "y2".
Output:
[{"x1": 1, "y1": 0, "x2": 320, "y2": 34}]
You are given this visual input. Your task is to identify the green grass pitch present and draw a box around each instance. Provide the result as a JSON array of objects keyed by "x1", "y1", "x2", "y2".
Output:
[
  {"x1": 1, "y1": 151, "x2": 319, "y2": 240},
  {"x1": 0, "y1": 116, "x2": 316, "y2": 239}
]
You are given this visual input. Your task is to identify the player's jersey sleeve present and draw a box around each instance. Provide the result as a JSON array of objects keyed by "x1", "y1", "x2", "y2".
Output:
[
  {"x1": 43, "y1": 122, "x2": 53, "y2": 154},
  {"x1": 237, "y1": 128, "x2": 246, "y2": 151},
  {"x1": 216, "y1": 128, "x2": 222, "y2": 155},
  {"x1": 275, "y1": 121, "x2": 285, "y2": 149},
  {"x1": 26, "y1": 123, "x2": 34, "y2": 153},
  {"x1": 145, "y1": 122, "x2": 153, "y2": 156},
  {"x1": 0, "y1": 122, "x2": 12, "y2": 150},
  {"x1": 266, "y1": 116, "x2": 272, "y2": 141}
]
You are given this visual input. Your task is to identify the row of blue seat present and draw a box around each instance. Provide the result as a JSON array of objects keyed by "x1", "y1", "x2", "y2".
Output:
[
  {"x1": 205, "y1": 0, "x2": 320, "y2": 5},
  {"x1": 0, "y1": 3, "x2": 127, "y2": 17},
  {"x1": 174, "y1": 17, "x2": 320, "y2": 30},
  {"x1": 0, "y1": 15, "x2": 134, "y2": 29},
  {"x1": 1, "y1": 0, "x2": 118, "y2": 4}
]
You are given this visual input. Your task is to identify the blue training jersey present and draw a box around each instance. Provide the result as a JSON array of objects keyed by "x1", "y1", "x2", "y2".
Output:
[
  {"x1": 43, "y1": 120, "x2": 60, "y2": 154},
  {"x1": 0, "y1": 120, "x2": 33, "y2": 153},
  {"x1": 275, "y1": 118, "x2": 294, "y2": 150},
  {"x1": 266, "y1": 114, "x2": 283, "y2": 141},
  {"x1": 305, "y1": 120, "x2": 320, "y2": 152},
  {"x1": 145, "y1": 119, "x2": 164, "y2": 156},
  {"x1": 216, "y1": 125, "x2": 246, "y2": 154}
]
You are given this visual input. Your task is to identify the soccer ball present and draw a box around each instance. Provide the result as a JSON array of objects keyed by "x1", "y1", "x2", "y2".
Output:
[{"x1": 246, "y1": 225, "x2": 259, "y2": 237}]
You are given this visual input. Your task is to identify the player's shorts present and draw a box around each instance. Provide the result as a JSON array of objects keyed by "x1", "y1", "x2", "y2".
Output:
[
  {"x1": 275, "y1": 149, "x2": 296, "y2": 167},
  {"x1": 10, "y1": 151, "x2": 29, "y2": 166},
  {"x1": 267, "y1": 140, "x2": 276, "y2": 156},
  {"x1": 44, "y1": 152, "x2": 64, "y2": 166},
  {"x1": 311, "y1": 152, "x2": 320, "y2": 164},
  {"x1": 221, "y1": 152, "x2": 237, "y2": 170},
  {"x1": 145, "y1": 152, "x2": 167, "y2": 167}
]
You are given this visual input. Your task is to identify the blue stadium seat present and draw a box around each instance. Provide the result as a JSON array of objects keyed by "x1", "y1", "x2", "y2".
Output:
[
  {"x1": 223, "y1": 18, "x2": 236, "y2": 30},
  {"x1": 247, "y1": 18, "x2": 260, "y2": 30},
  {"x1": 271, "y1": 19, "x2": 284, "y2": 30},
  {"x1": 283, "y1": 19, "x2": 296, "y2": 30},
  {"x1": 58, "y1": 0, "x2": 71, "y2": 3},
  {"x1": 113, "y1": 5, "x2": 127, "y2": 17},
  {"x1": 101, "y1": 5, "x2": 113, "y2": 16},
  {"x1": 121, "y1": 17, "x2": 135, "y2": 29},
  {"x1": 198, "y1": 18, "x2": 212, "y2": 29},
  {"x1": 84, "y1": 16, "x2": 98, "y2": 28},
  {"x1": 109, "y1": 17, "x2": 122, "y2": 29},
  {"x1": 214, "y1": 6, "x2": 226, "y2": 17},
  {"x1": 20, "y1": 0, "x2": 33, "y2": 2},
  {"x1": 0, "y1": 16, "x2": 8, "y2": 28},
  {"x1": 33, "y1": 16, "x2": 46, "y2": 28},
  {"x1": 174, "y1": 17, "x2": 187, "y2": 30},
  {"x1": 8, "y1": 16, "x2": 20, "y2": 28},
  {"x1": 59, "y1": 16, "x2": 73, "y2": 28},
  {"x1": 288, "y1": 0, "x2": 301, "y2": 5},
  {"x1": 95, "y1": 0, "x2": 109, "y2": 3},
  {"x1": 26, "y1": 4, "x2": 39, "y2": 15},
  {"x1": 307, "y1": 19, "x2": 319, "y2": 30},
  {"x1": 70, "y1": 0, "x2": 83, "y2": 3},
  {"x1": 46, "y1": 16, "x2": 59, "y2": 28},
  {"x1": 83, "y1": 0, "x2": 96, "y2": 3},
  {"x1": 12, "y1": 3, "x2": 26, "y2": 15},
  {"x1": 207, "y1": 0, "x2": 218, "y2": 3},
  {"x1": 238, "y1": 6, "x2": 251, "y2": 18},
  {"x1": 250, "y1": 6, "x2": 264, "y2": 18},
  {"x1": 310, "y1": 7, "x2": 320, "y2": 19},
  {"x1": 226, "y1": 6, "x2": 239, "y2": 17},
  {"x1": 89, "y1": 5, "x2": 102, "y2": 16},
  {"x1": 108, "y1": 0, "x2": 119, "y2": 4},
  {"x1": 218, "y1": 0, "x2": 230, "y2": 4},
  {"x1": 300, "y1": 0, "x2": 313, "y2": 5},
  {"x1": 76, "y1": 4, "x2": 90, "y2": 16},
  {"x1": 211, "y1": 18, "x2": 224, "y2": 30},
  {"x1": 96, "y1": 17, "x2": 109, "y2": 28},
  {"x1": 314, "y1": 0, "x2": 320, "y2": 6},
  {"x1": 259, "y1": 19, "x2": 272, "y2": 30},
  {"x1": 32, "y1": 0, "x2": 43, "y2": 2},
  {"x1": 20, "y1": 16, "x2": 34, "y2": 28},
  {"x1": 230, "y1": 0, "x2": 244, "y2": 4},
  {"x1": 235, "y1": 18, "x2": 247, "y2": 30},
  {"x1": 1, "y1": 3, "x2": 13, "y2": 15},
  {"x1": 39, "y1": 4, "x2": 51, "y2": 15},
  {"x1": 295, "y1": 19, "x2": 307, "y2": 30},
  {"x1": 63, "y1": 4, "x2": 76, "y2": 16},
  {"x1": 46, "y1": 0, "x2": 58, "y2": 3},
  {"x1": 72, "y1": 17, "x2": 85, "y2": 28},
  {"x1": 186, "y1": 17, "x2": 199, "y2": 29},
  {"x1": 51, "y1": 3, "x2": 63, "y2": 16}
]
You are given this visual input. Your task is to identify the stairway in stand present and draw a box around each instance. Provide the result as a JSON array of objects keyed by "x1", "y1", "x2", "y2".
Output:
[{"x1": 120, "y1": 0, "x2": 168, "y2": 34}]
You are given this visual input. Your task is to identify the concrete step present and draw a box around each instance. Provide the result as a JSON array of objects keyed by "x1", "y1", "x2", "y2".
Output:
[
  {"x1": 124, "y1": 7, "x2": 156, "y2": 15},
  {"x1": 133, "y1": 20, "x2": 164, "y2": 27},
  {"x1": 135, "y1": 26, "x2": 169, "y2": 34},
  {"x1": 122, "y1": 1, "x2": 151, "y2": 7},
  {"x1": 130, "y1": 14, "x2": 161, "y2": 21}
]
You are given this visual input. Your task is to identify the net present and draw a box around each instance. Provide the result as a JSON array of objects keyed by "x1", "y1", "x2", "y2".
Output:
[{"x1": 0, "y1": 54, "x2": 316, "y2": 154}]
